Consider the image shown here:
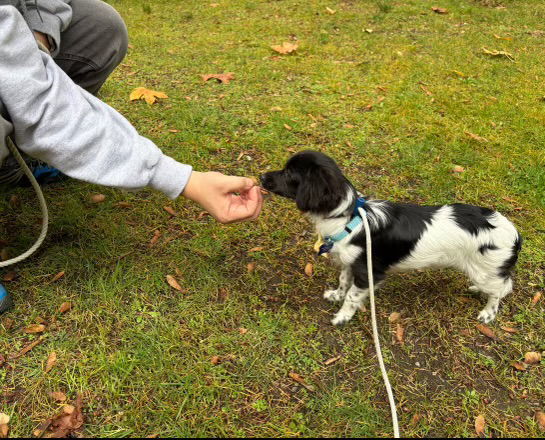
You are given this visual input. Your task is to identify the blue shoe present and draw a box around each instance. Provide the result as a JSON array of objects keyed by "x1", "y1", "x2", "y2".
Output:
[
  {"x1": 0, "y1": 283, "x2": 13, "y2": 314},
  {"x1": 0, "y1": 153, "x2": 66, "y2": 187}
]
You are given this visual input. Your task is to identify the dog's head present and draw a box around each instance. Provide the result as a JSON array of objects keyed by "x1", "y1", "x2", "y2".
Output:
[{"x1": 260, "y1": 150, "x2": 350, "y2": 214}]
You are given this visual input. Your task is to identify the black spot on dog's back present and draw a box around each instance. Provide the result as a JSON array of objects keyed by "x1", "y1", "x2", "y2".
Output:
[
  {"x1": 450, "y1": 204, "x2": 496, "y2": 236},
  {"x1": 499, "y1": 234, "x2": 522, "y2": 279}
]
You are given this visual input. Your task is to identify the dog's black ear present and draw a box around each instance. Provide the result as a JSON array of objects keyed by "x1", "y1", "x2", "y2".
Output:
[{"x1": 295, "y1": 166, "x2": 345, "y2": 213}]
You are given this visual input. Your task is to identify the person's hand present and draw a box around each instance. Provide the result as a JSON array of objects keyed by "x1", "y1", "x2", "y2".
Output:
[
  {"x1": 33, "y1": 31, "x2": 51, "y2": 53},
  {"x1": 182, "y1": 171, "x2": 263, "y2": 224}
]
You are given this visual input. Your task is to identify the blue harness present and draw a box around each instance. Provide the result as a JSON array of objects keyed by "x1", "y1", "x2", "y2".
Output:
[{"x1": 318, "y1": 197, "x2": 366, "y2": 255}]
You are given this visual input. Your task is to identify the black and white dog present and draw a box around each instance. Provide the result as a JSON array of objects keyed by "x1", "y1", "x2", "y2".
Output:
[{"x1": 261, "y1": 151, "x2": 522, "y2": 325}]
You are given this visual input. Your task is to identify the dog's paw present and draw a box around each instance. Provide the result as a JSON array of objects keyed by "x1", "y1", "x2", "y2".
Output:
[
  {"x1": 331, "y1": 310, "x2": 354, "y2": 326},
  {"x1": 324, "y1": 289, "x2": 343, "y2": 303},
  {"x1": 477, "y1": 309, "x2": 496, "y2": 324}
]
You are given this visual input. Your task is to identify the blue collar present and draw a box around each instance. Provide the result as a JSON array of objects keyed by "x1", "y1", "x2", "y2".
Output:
[{"x1": 318, "y1": 197, "x2": 366, "y2": 255}]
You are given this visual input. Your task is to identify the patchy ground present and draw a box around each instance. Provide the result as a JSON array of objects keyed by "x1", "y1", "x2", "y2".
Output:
[{"x1": 1, "y1": 0, "x2": 544, "y2": 437}]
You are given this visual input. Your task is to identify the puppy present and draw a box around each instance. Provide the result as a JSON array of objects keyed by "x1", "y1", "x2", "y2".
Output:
[{"x1": 261, "y1": 150, "x2": 522, "y2": 325}]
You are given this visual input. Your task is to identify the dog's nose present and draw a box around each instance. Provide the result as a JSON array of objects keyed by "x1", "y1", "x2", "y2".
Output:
[{"x1": 260, "y1": 173, "x2": 273, "y2": 189}]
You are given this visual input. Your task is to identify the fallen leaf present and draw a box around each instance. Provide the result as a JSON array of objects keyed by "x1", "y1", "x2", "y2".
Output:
[
  {"x1": 211, "y1": 355, "x2": 221, "y2": 365},
  {"x1": 2, "y1": 318, "x2": 14, "y2": 330},
  {"x1": 197, "y1": 211, "x2": 210, "y2": 220},
  {"x1": 288, "y1": 372, "x2": 315, "y2": 392},
  {"x1": 59, "y1": 302, "x2": 73, "y2": 314},
  {"x1": 45, "y1": 394, "x2": 84, "y2": 438},
  {"x1": 511, "y1": 361, "x2": 527, "y2": 371},
  {"x1": 247, "y1": 247, "x2": 264, "y2": 253},
  {"x1": 452, "y1": 165, "x2": 465, "y2": 173},
  {"x1": 465, "y1": 131, "x2": 489, "y2": 143},
  {"x1": 531, "y1": 291, "x2": 542, "y2": 305},
  {"x1": 168, "y1": 129, "x2": 180, "y2": 133},
  {"x1": 365, "y1": 28, "x2": 373, "y2": 33},
  {"x1": 90, "y1": 194, "x2": 106, "y2": 203},
  {"x1": 201, "y1": 73, "x2": 235, "y2": 84},
  {"x1": 389, "y1": 312, "x2": 401, "y2": 323},
  {"x1": 0, "y1": 415, "x2": 8, "y2": 426},
  {"x1": 501, "y1": 326, "x2": 518, "y2": 334},
  {"x1": 493, "y1": 34, "x2": 512, "y2": 41},
  {"x1": 130, "y1": 87, "x2": 168, "y2": 105},
  {"x1": 270, "y1": 106, "x2": 282, "y2": 112},
  {"x1": 283, "y1": 123, "x2": 293, "y2": 131},
  {"x1": 304, "y1": 263, "x2": 313, "y2": 277},
  {"x1": 9, "y1": 336, "x2": 44, "y2": 359},
  {"x1": 50, "y1": 392, "x2": 67, "y2": 402},
  {"x1": 324, "y1": 354, "x2": 342, "y2": 366},
  {"x1": 420, "y1": 85, "x2": 433, "y2": 96},
  {"x1": 395, "y1": 323, "x2": 405, "y2": 345},
  {"x1": 271, "y1": 42, "x2": 299, "y2": 55},
  {"x1": 9, "y1": 195, "x2": 20, "y2": 208},
  {"x1": 536, "y1": 411, "x2": 545, "y2": 431},
  {"x1": 51, "y1": 271, "x2": 65, "y2": 283},
  {"x1": 476, "y1": 323, "x2": 497, "y2": 340},
  {"x1": 238, "y1": 328, "x2": 248, "y2": 335},
  {"x1": 482, "y1": 47, "x2": 515, "y2": 61},
  {"x1": 524, "y1": 352, "x2": 542, "y2": 365},
  {"x1": 218, "y1": 288, "x2": 229, "y2": 302},
  {"x1": 45, "y1": 352, "x2": 57, "y2": 373},
  {"x1": 432, "y1": 6, "x2": 448, "y2": 14},
  {"x1": 0, "y1": 249, "x2": 9, "y2": 262},
  {"x1": 163, "y1": 206, "x2": 177, "y2": 216},
  {"x1": 325, "y1": 7, "x2": 336, "y2": 14},
  {"x1": 166, "y1": 275, "x2": 185, "y2": 292},
  {"x1": 475, "y1": 414, "x2": 486, "y2": 437},
  {"x1": 0, "y1": 424, "x2": 7, "y2": 439},
  {"x1": 116, "y1": 201, "x2": 132, "y2": 209},
  {"x1": 247, "y1": 262, "x2": 256, "y2": 273},
  {"x1": 25, "y1": 324, "x2": 46, "y2": 334},
  {"x1": 149, "y1": 230, "x2": 161, "y2": 247},
  {"x1": 2, "y1": 271, "x2": 17, "y2": 282}
]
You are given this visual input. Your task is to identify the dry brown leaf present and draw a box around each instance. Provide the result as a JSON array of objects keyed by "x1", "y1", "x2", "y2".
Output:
[
  {"x1": 50, "y1": 391, "x2": 67, "y2": 402},
  {"x1": 536, "y1": 411, "x2": 545, "y2": 431},
  {"x1": 452, "y1": 165, "x2": 465, "y2": 173},
  {"x1": 166, "y1": 275, "x2": 185, "y2": 292},
  {"x1": 247, "y1": 262, "x2": 256, "y2": 273},
  {"x1": 324, "y1": 354, "x2": 342, "y2": 366},
  {"x1": 0, "y1": 248, "x2": 9, "y2": 262},
  {"x1": 51, "y1": 271, "x2": 65, "y2": 283},
  {"x1": 500, "y1": 326, "x2": 518, "y2": 334},
  {"x1": 304, "y1": 263, "x2": 314, "y2": 277},
  {"x1": 247, "y1": 247, "x2": 264, "y2": 253},
  {"x1": 201, "y1": 73, "x2": 235, "y2": 84},
  {"x1": 288, "y1": 372, "x2": 315, "y2": 392},
  {"x1": 524, "y1": 351, "x2": 542, "y2": 365},
  {"x1": 466, "y1": 132, "x2": 489, "y2": 143},
  {"x1": 0, "y1": 414, "x2": 8, "y2": 426},
  {"x1": 531, "y1": 291, "x2": 542, "y2": 305},
  {"x1": 163, "y1": 206, "x2": 177, "y2": 216},
  {"x1": 494, "y1": 34, "x2": 512, "y2": 41},
  {"x1": 59, "y1": 302, "x2": 73, "y2": 314},
  {"x1": 476, "y1": 323, "x2": 497, "y2": 340},
  {"x1": 238, "y1": 328, "x2": 248, "y2": 335},
  {"x1": 130, "y1": 87, "x2": 168, "y2": 105},
  {"x1": 25, "y1": 324, "x2": 46, "y2": 334},
  {"x1": 149, "y1": 230, "x2": 161, "y2": 247},
  {"x1": 511, "y1": 361, "x2": 527, "y2": 371},
  {"x1": 432, "y1": 6, "x2": 448, "y2": 14},
  {"x1": 395, "y1": 323, "x2": 405, "y2": 345},
  {"x1": 116, "y1": 201, "x2": 132, "y2": 209},
  {"x1": 475, "y1": 414, "x2": 486, "y2": 437},
  {"x1": 482, "y1": 47, "x2": 515, "y2": 61},
  {"x1": 283, "y1": 123, "x2": 293, "y2": 131},
  {"x1": 9, "y1": 336, "x2": 44, "y2": 359},
  {"x1": 90, "y1": 194, "x2": 106, "y2": 203},
  {"x1": 420, "y1": 85, "x2": 433, "y2": 96},
  {"x1": 211, "y1": 355, "x2": 221, "y2": 365},
  {"x1": 0, "y1": 423, "x2": 8, "y2": 439},
  {"x1": 271, "y1": 42, "x2": 299, "y2": 55},
  {"x1": 325, "y1": 7, "x2": 336, "y2": 15},
  {"x1": 45, "y1": 352, "x2": 57, "y2": 373},
  {"x1": 389, "y1": 312, "x2": 401, "y2": 323},
  {"x1": 2, "y1": 318, "x2": 14, "y2": 331},
  {"x1": 2, "y1": 271, "x2": 17, "y2": 282},
  {"x1": 218, "y1": 288, "x2": 229, "y2": 303},
  {"x1": 168, "y1": 129, "x2": 180, "y2": 133},
  {"x1": 44, "y1": 394, "x2": 84, "y2": 438}
]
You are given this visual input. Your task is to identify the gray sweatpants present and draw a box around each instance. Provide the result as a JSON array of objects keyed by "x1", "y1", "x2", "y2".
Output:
[{"x1": 0, "y1": 0, "x2": 128, "y2": 166}]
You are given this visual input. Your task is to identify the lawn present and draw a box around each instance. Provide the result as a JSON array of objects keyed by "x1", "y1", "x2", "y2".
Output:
[{"x1": 1, "y1": 0, "x2": 544, "y2": 437}]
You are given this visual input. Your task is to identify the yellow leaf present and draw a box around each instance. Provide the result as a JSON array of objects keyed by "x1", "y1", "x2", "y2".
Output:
[
  {"x1": 24, "y1": 324, "x2": 46, "y2": 334},
  {"x1": 304, "y1": 263, "x2": 313, "y2": 277},
  {"x1": 271, "y1": 42, "x2": 299, "y2": 55},
  {"x1": 475, "y1": 414, "x2": 486, "y2": 437},
  {"x1": 45, "y1": 352, "x2": 57, "y2": 373},
  {"x1": 166, "y1": 275, "x2": 185, "y2": 292},
  {"x1": 130, "y1": 87, "x2": 168, "y2": 105}
]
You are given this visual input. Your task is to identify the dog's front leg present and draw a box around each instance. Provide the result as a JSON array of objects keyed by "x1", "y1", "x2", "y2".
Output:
[
  {"x1": 331, "y1": 269, "x2": 384, "y2": 326},
  {"x1": 324, "y1": 267, "x2": 353, "y2": 303}
]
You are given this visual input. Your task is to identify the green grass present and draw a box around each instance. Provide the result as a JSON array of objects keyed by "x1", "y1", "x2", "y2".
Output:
[{"x1": 1, "y1": 0, "x2": 545, "y2": 437}]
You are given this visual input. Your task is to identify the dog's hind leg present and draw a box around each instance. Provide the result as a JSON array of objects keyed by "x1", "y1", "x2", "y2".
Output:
[
  {"x1": 324, "y1": 267, "x2": 353, "y2": 303},
  {"x1": 475, "y1": 276, "x2": 513, "y2": 323}
]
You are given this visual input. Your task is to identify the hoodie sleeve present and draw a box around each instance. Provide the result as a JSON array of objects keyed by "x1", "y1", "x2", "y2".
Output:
[
  {"x1": 24, "y1": 0, "x2": 72, "y2": 57},
  {"x1": 0, "y1": 6, "x2": 192, "y2": 199}
]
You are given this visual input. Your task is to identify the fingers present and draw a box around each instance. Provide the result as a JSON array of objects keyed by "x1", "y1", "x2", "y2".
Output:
[{"x1": 223, "y1": 175, "x2": 255, "y2": 193}]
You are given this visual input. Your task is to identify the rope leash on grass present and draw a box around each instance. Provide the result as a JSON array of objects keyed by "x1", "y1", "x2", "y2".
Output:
[
  {"x1": 358, "y1": 206, "x2": 400, "y2": 439},
  {"x1": 0, "y1": 137, "x2": 49, "y2": 269}
]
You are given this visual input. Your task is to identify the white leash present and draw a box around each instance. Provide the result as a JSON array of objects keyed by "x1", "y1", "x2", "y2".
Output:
[
  {"x1": 0, "y1": 138, "x2": 49, "y2": 268},
  {"x1": 359, "y1": 206, "x2": 400, "y2": 438}
]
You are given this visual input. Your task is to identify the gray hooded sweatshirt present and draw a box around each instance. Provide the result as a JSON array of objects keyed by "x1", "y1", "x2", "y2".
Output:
[{"x1": 0, "y1": 1, "x2": 192, "y2": 199}]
